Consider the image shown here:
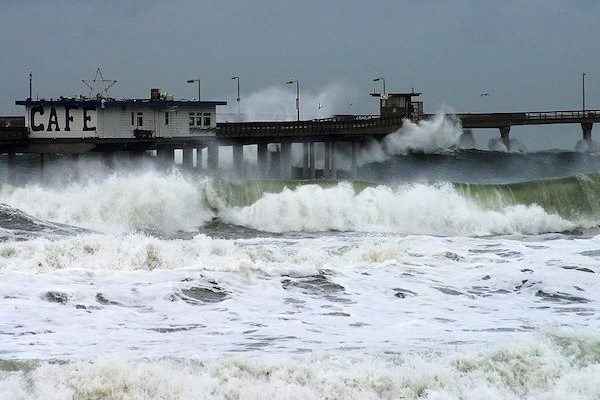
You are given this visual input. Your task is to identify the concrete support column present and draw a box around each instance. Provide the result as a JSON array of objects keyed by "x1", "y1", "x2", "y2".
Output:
[
  {"x1": 302, "y1": 142, "x2": 309, "y2": 179},
  {"x1": 257, "y1": 142, "x2": 269, "y2": 178},
  {"x1": 309, "y1": 142, "x2": 316, "y2": 179},
  {"x1": 233, "y1": 144, "x2": 244, "y2": 178},
  {"x1": 103, "y1": 152, "x2": 116, "y2": 171},
  {"x1": 130, "y1": 150, "x2": 145, "y2": 165},
  {"x1": 7, "y1": 153, "x2": 16, "y2": 185},
  {"x1": 40, "y1": 153, "x2": 51, "y2": 183},
  {"x1": 157, "y1": 148, "x2": 174, "y2": 169},
  {"x1": 280, "y1": 142, "x2": 292, "y2": 179},
  {"x1": 499, "y1": 126, "x2": 511, "y2": 149},
  {"x1": 182, "y1": 148, "x2": 193, "y2": 169},
  {"x1": 324, "y1": 142, "x2": 331, "y2": 178},
  {"x1": 582, "y1": 123, "x2": 593, "y2": 143},
  {"x1": 207, "y1": 142, "x2": 219, "y2": 170},
  {"x1": 351, "y1": 141, "x2": 358, "y2": 180},
  {"x1": 331, "y1": 142, "x2": 338, "y2": 179},
  {"x1": 71, "y1": 153, "x2": 83, "y2": 181},
  {"x1": 196, "y1": 147, "x2": 203, "y2": 169}
]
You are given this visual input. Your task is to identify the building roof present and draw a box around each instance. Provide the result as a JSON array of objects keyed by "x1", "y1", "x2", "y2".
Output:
[
  {"x1": 16, "y1": 98, "x2": 227, "y2": 108},
  {"x1": 370, "y1": 92, "x2": 422, "y2": 98}
]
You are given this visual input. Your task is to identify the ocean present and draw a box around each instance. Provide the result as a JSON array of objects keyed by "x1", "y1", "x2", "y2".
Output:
[{"x1": 0, "y1": 122, "x2": 599, "y2": 399}]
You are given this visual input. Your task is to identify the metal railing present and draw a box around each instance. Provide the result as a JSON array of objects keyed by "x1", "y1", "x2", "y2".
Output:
[
  {"x1": 217, "y1": 115, "x2": 405, "y2": 137},
  {"x1": 525, "y1": 110, "x2": 600, "y2": 120}
]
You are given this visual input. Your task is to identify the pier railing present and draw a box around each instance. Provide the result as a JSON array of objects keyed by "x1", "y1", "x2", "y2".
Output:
[{"x1": 217, "y1": 115, "x2": 404, "y2": 138}]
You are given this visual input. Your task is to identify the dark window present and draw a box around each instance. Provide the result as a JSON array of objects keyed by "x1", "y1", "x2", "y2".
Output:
[
  {"x1": 189, "y1": 113, "x2": 195, "y2": 126},
  {"x1": 203, "y1": 113, "x2": 211, "y2": 127},
  {"x1": 131, "y1": 112, "x2": 134, "y2": 126},
  {"x1": 137, "y1": 112, "x2": 143, "y2": 126},
  {"x1": 165, "y1": 111, "x2": 169, "y2": 125}
]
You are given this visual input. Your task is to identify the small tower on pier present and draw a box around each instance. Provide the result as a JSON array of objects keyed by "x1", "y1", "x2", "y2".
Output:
[{"x1": 371, "y1": 91, "x2": 423, "y2": 120}]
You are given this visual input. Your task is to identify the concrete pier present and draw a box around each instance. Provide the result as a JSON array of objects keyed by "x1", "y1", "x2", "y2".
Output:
[
  {"x1": 197, "y1": 147, "x2": 203, "y2": 169},
  {"x1": 40, "y1": 154, "x2": 51, "y2": 183},
  {"x1": 233, "y1": 144, "x2": 244, "y2": 177},
  {"x1": 280, "y1": 142, "x2": 292, "y2": 179},
  {"x1": 324, "y1": 142, "x2": 331, "y2": 178},
  {"x1": 351, "y1": 141, "x2": 358, "y2": 179},
  {"x1": 582, "y1": 123, "x2": 593, "y2": 143},
  {"x1": 258, "y1": 143, "x2": 268, "y2": 177},
  {"x1": 309, "y1": 142, "x2": 316, "y2": 179},
  {"x1": 7, "y1": 153, "x2": 16, "y2": 185},
  {"x1": 182, "y1": 148, "x2": 193, "y2": 168},
  {"x1": 499, "y1": 126, "x2": 511, "y2": 149},
  {"x1": 302, "y1": 142, "x2": 309, "y2": 179},
  {"x1": 330, "y1": 142, "x2": 337, "y2": 179},
  {"x1": 207, "y1": 142, "x2": 219, "y2": 170}
]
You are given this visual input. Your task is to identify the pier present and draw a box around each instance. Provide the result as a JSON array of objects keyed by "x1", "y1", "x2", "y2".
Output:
[{"x1": 1, "y1": 91, "x2": 600, "y2": 184}]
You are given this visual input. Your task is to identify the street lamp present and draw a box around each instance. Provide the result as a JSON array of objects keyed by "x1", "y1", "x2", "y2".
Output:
[
  {"x1": 286, "y1": 78, "x2": 299, "y2": 121},
  {"x1": 373, "y1": 77, "x2": 386, "y2": 95},
  {"x1": 231, "y1": 76, "x2": 240, "y2": 116},
  {"x1": 187, "y1": 79, "x2": 201, "y2": 101},
  {"x1": 28, "y1": 70, "x2": 33, "y2": 100},
  {"x1": 583, "y1": 72, "x2": 586, "y2": 114}
]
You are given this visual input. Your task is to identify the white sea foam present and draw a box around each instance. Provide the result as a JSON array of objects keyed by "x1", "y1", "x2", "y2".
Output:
[
  {"x1": 0, "y1": 171, "x2": 216, "y2": 234},
  {"x1": 0, "y1": 173, "x2": 574, "y2": 236},
  {"x1": 225, "y1": 182, "x2": 573, "y2": 235},
  {"x1": 1, "y1": 333, "x2": 599, "y2": 400}
]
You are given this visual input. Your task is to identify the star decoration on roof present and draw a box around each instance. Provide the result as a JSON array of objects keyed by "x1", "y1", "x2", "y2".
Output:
[{"x1": 82, "y1": 67, "x2": 117, "y2": 99}]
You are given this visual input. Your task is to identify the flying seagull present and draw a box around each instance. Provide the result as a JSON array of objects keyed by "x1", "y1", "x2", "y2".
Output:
[
  {"x1": 318, "y1": 102, "x2": 324, "y2": 110},
  {"x1": 480, "y1": 93, "x2": 489, "y2": 97}
]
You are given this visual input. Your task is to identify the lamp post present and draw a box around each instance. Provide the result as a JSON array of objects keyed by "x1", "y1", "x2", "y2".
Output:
[
  {"x1": 187, "y1": 79, "x2": 201, "y2": 101},
  {"x1": 286, "y1": 78, "x2": 299, "y2": 121},
  {"x1": 583, "y1": 72, "x2": 586, "y2": 115},
  {"x1": 373, "y1": 77, "x2": 386, "y2": 95},
  {"x1": 231, "y1": 76, "x2": 240, "y2": 117},
  {"x1": 28, "y1": 70, "x2": 32, "y2": 100}
]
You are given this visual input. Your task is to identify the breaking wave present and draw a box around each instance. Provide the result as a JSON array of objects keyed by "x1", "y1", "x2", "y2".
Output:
[{"x1": 5, "y1": 171, "x2": 600, "y2": 236}]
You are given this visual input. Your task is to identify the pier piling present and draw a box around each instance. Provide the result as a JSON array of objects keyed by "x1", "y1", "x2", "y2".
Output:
[{"x1": 582, "y1": 123, "x2": 593, "y2": 143}]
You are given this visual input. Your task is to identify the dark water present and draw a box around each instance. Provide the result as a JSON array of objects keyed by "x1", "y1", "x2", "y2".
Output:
[{"x1": 360, "y1": 149, "x2": 600, "y2": 184}]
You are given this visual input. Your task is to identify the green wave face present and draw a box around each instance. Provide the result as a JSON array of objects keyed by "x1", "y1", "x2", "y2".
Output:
[
  {"x1": 457, "y1": 174, "x2": 600, "y2": 223},
  {"x1": 205, "y1": 179, "x2": 374, "y2": 208}
]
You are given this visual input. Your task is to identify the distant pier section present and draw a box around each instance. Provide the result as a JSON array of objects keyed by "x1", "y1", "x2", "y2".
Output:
[{"x1": 1, "y1": 88, "x2": 600, "y2": 183}]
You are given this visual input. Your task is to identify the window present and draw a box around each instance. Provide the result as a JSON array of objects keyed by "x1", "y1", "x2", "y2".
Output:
[
  {"x1": 131, "y1": 112, "x2": 135, "y2": 126},
  {"x1": 188, "y1": 111, "x2": 211, "y2": 127},
  {"x1": 137, "y1": 112, "x2": 143, "y2": 127},
  {"x1": 165, "y1": 111, "x2": 169, "y2": 125}
]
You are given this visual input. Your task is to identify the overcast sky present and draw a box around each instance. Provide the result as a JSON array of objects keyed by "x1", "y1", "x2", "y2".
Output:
[{"x1": 1, "y1": 0, "x2": 598, "y2": 148}]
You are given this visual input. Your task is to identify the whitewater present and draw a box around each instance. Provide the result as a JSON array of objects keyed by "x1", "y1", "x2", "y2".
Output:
[{"x1": 1, "y1": 119, "x2": 599, "y2": 399}]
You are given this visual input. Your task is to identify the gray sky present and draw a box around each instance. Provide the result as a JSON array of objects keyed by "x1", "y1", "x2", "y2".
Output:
[{"x1": 1, "y1": 0, "x2": 598, "y2": 148}]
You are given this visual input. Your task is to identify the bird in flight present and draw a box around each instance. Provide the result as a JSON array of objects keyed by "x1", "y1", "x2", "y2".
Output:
[
  {"x1": 480, "y1": 93, "x2": 489, "y2": 97},
  {"x1": 318, "y1": 102, "x2": 324, "y2": 110}
]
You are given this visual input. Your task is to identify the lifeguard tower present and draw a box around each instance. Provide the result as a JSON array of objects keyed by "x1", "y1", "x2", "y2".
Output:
[{"x1": 371, "y1": 91, "x2": 423, "y2": 120}]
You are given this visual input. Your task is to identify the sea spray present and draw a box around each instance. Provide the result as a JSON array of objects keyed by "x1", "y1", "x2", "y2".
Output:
[
  {"x1": 357, "y1": 112, "x2": 464, "y2": 166},
  {"x1": 219, "y1": 83, "x2": 358, "y2": 122},
  {"x1": 384, "y1": 113, "x2": 464, "y2": 155}
]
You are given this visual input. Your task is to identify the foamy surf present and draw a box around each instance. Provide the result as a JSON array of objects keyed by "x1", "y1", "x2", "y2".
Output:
[
  {"x1": 0, "y1": 173, "x2": 576, "y2": 236},
  {"x1": 1, "y1": 332, "x2": 599, "y2": 400},
  {"x1": 224, "y1": 182, "x2": 573, "y2": 235}
]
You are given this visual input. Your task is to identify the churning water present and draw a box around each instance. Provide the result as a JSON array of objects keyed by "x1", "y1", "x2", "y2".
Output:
[{"x1": 0, "y1": 120, "x2": 599, "y2": 399}]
